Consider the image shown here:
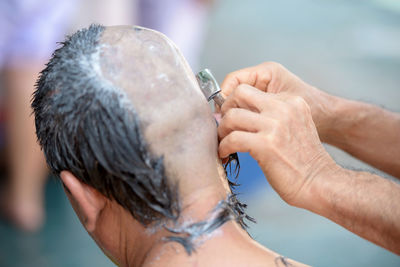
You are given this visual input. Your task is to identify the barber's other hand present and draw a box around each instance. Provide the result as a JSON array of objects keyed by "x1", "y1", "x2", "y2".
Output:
[
  {"x1": 221, "y1": 62, "x2": 335, "y2": 141},
  {"x1": 218, "y1": 85, "x2": 338, "y2": 207}
]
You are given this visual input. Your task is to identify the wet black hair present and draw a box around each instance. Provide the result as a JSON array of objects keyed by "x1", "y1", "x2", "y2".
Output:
[{"x1": 32, "y1": 24, "x2": 253, "y2": 254}]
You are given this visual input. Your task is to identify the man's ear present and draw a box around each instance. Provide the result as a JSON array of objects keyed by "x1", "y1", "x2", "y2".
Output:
[{"x1": 60, "y1": 171, "x2": 106, "y2": 233}]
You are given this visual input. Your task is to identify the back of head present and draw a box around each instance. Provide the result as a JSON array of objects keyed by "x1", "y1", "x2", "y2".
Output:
[{"x1": 33, "y1": 24, "x2": 221, "y2": 225}]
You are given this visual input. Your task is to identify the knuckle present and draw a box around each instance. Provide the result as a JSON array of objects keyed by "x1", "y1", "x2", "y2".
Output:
[
  {"x1": 234, "y1": 84, "x2": 248, "y2": 99},
  {"x1": 227, "y1": 131, "x2": 239, "y2": 145},
  {"x1": 292, "y1": 95, "x2": 306, "y2": 105},
  {"x1": 225, "y1": 72, "x2": 236, "y2": 82},
  {"x1": 263, "y1": 61, "x2": 283, "y2": 71},
  {"x1": 259, "y1": 132, "x2": 274, "y2": 149},
  {"x1": 225, "y1": 108, "x2": 237, "y2": 118},
  {"x1": 235, "y1": 83, "x2": 247, "y2": 92},
  {"x1": 226, "y1": 131, "x2": 243, "y2": 148},
  {"x1": 292, "y1": 96, "x2": 309, "y2": 112},
  {"x1": 282, "y1": 95, "x2": 305, "y2": 111},
  {"x1": 224, "y1": 109, "x2": 236, "y2": 124}
]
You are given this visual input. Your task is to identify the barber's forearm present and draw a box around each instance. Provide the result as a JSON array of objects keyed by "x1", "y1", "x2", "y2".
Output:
[
  {"x1": 318, "y1": 95, "x2": 400, "y2": 178},
  {"x1": 304, "y1": 167, "x2": 400, "y2": 255}
]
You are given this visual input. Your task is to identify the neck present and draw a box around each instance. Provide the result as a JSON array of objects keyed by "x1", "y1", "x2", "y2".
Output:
[
  {"x1": 117, "y1": 176, "x2": 236, "y2": 266},
  {"x1": 124, "y1": 184, "x2": 266, "y2": 266},
  {"x1": 120, "y1": 151, "x2": 259, "y2": 266},
  {"x1": 121, "y1": 180, "x2": 228, "y2": 266},
  {"x1": 139, "y1": 221, "x2": 274, "y2": 267}
]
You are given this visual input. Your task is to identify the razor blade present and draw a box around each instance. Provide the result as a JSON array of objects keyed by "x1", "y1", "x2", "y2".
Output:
[{"x1": 196, "y1": 69, "x2": 225, "y2": 107}]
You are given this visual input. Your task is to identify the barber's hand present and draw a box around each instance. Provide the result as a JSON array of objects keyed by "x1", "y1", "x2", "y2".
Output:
[
  {"x1": 221, "y1": 62, "x2": 335, "y2": 141},
  {"x1": 218, "y1": 84, "x2": 338, "y2": 207}
]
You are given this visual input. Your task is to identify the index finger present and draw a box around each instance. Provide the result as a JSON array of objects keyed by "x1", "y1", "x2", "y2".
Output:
[
  {"x1": 221, "y1": 84, "x2": 273, "y2": 115},
  {"x1": 220, "y1": 66, "x2": 258, "y2": 98},
  {"x1": 221, "y1": 63, "x2": 274, "y2": 98}
]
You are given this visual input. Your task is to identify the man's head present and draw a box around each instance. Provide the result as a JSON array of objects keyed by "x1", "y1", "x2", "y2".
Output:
[{"x1": 32, "y1": 25, "x2": 248, "y2": 263}]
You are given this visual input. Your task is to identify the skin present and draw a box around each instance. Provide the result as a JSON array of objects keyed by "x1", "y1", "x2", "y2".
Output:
[
  {"x1": 60, "y1": 27, "x2": 308, "y2": 266},
  {"x1": 217, "y1": 62, "x2": 400, "y2": 255}
]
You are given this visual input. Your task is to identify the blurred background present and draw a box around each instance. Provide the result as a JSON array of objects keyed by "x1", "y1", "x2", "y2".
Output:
[{"x1": 0, "y1": 0, "x2": 399, "y2": 266}]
